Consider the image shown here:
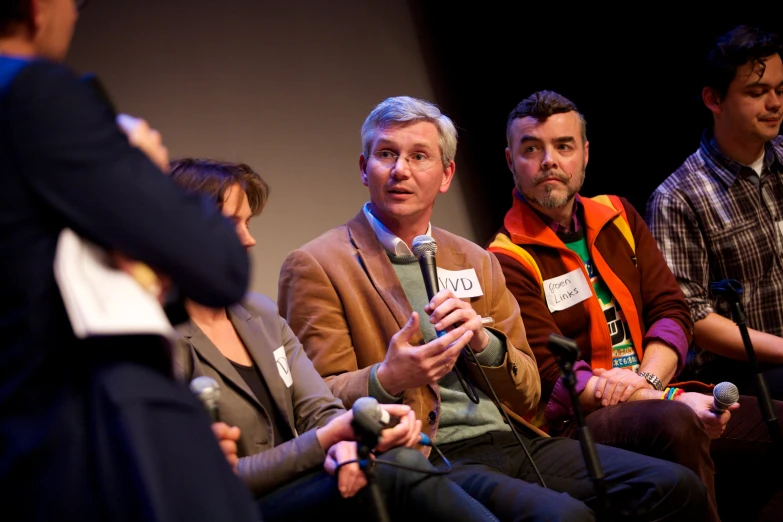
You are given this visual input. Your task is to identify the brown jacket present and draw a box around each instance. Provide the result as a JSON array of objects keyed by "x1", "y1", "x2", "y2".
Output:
[
  {"x1": 173, "y1": 292, "x2": 345, "y2": 495},
  {"x1": 278, "y1": 210, "x2": 542, "y2": 453}
]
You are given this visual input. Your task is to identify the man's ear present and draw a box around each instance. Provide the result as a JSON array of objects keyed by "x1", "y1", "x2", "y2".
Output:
[
  {"x1": 359, "y1": 154, "x2": 369, "y2": 186},
  {"x1": 702, "y1": 87, "x2": 722, "y2": 116},
  {"x1": 584, "y1": 140, "x2": 589, "y2": 167},
  {"x1": 28, "y1": 0, "x2": 44, "y2": 33}
]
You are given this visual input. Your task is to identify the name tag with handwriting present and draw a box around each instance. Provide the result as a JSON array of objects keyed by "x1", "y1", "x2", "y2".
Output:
[
  {"x1": 436, "y1": 268, "x2": 483, "y2": 298},
  {"x1": 272, "y1": 346, "x2": 293, "y2": 387},
  {"x1": 543, "y1": 268, "x2": 592, "y2": 313}
]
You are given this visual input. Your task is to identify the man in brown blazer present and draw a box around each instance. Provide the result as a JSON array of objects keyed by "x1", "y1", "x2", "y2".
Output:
[{"x1": 278, "y1": 95, "x2": 709, "y2": 521}]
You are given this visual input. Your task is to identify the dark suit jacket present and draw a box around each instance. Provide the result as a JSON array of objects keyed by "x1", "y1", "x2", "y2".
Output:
[
  {"x1": 174, "y1": 292, "x2": 346, "y2": 496},
  {"x1": 0, "y1": 57, "x2": 252, "y2": 519}
]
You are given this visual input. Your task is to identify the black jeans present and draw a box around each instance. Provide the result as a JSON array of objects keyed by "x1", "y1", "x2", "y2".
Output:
[
  {"x1": 257, "y1": 446, "x2": 498, "y2": 521},
  {"x1": 430, "y1": 430, "x2": 709, "y2": 522}
]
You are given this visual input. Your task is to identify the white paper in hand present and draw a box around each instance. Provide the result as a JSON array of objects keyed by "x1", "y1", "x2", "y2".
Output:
[{"x1": 53, "y1": 228, "x2": 175, "y2": 339}]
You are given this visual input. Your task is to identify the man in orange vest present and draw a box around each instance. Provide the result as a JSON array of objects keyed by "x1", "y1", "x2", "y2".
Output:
[{"x1": 488, "y1": 89, "x2": 783, "y2": 522}]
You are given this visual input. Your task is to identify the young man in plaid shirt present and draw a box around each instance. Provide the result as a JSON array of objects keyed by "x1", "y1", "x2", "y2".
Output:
[
  {"x1": 647, "y1": 25, "x2": 783, "y2": 399},
  {"x1": 647, "y1": 24, "x2": 783, "y2": 522}
]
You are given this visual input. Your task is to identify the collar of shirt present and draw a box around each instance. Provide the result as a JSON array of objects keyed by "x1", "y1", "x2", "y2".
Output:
[
  {"x1": 362, "y1": 202, "x2": 432, "y2": 256},
  {"x1": 700, "y1": 129, "x2": 783, "y2": 187},
  {"x1": 514, "y1": 189, "x2": 583, "y2": 234}
]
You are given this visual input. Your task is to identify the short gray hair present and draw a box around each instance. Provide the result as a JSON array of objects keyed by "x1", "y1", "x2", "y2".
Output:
[{"x1": 361, "y1": 96, "x2": 458, "y2": 168}]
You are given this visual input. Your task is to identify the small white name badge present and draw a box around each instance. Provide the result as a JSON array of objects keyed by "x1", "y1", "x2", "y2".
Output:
[
  {"x1": 543, "y1": 268, "x2": 592, "y2": 313},
  {"x1": 272, "y1": 346, "x2": 293, "y2": 387},
  {"x1": 436, "y1": 267, "x2": 484, "y2": 298}
]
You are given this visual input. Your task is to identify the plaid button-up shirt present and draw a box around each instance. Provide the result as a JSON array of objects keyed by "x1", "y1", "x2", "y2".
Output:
[{"x1": 646, "y1": 133, "x2": 783, "y2": 372}]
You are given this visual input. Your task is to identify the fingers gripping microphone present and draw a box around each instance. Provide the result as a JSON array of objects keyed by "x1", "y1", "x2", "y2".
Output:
[
  {"x1": 712, "y1": 381, "x2": 740, "y2": 413},
  {"x1": 352, "y1": 397, "x2": 432, "y2": 446},
  {"x1": 190, "y1": 376, "x2": 221, "y2": 423}
]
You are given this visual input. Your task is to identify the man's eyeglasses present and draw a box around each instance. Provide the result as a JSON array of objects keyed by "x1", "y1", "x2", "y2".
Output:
[{"x1": 371, "y1": 150, "x2": 441, "y2": 172}]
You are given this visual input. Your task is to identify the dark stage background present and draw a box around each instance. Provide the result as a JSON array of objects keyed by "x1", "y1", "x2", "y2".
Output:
[{"x1": 410, "y1": 7, "x2": 783, "y2": 245}]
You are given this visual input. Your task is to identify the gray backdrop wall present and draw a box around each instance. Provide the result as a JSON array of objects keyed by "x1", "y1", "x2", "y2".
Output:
[{"x1": 66, "y1": 0, "x2": 476, "y2": 300}]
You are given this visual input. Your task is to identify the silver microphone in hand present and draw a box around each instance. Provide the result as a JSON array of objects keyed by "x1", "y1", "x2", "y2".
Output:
[
  {"x1": 353, "y1": 396, "x2": 401, "y2": 428},
  {"x1": 411, "y1": 235, "x2": 440, "y2": 301},
  {"x1": 190, "y1": 376, "x2": 221, "y2": 423},
  {"x1": 352, "y1": 396, "x2": 432, "y2": 446},
  {"x1": 712, "y1": 381, "x2": 739, "y2": 413}
]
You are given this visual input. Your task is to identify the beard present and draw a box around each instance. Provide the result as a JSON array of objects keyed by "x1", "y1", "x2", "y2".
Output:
[{"x1": 519, "y1": 165, "x2": 586, "y2": 210}]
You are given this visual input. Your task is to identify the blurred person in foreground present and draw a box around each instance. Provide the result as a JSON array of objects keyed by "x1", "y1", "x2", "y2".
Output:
[{"x1": 0, "y1": 1, "x2": 258, "y2": 520}]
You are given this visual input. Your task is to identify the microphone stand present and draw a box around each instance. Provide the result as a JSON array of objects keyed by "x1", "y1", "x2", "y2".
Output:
[
  {"x1": 351, "y1": 411, "x2": 392, "y2": 522},
  {"x1": 548, "y1": 334, "x2": 610, "y2": 522},
  {"x1": 711, "y1": 280, "x2": 783, "y2": 453}
]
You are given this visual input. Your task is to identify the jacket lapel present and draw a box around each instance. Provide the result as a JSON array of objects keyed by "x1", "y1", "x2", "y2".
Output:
[
  {"x1": 432, "y1": 228, "x2": 468, "y2": 274},
  {"x1": 346, "y1": 212, "x2": 416, "y2": 334},
  {"x1": 229, "y1": 304, "x2": 298, "y2": 434},
  {"x1": 178, "y1": 319, "x2": 263, "y2": 412}
]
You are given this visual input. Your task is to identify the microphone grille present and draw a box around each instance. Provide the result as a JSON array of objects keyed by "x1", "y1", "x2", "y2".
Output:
[
  {"x1": 714, "y1": 381, "x2": 739, "y2": 406},
  {"x1": 190, "y1": 376, "x2": 221, "y2": 406},
  {"x1": 411, "y1": 235, "x2": 437, "y2": 260},
  {"x1": 352, "y1": 396, "x2": 381, "y2": 421}
]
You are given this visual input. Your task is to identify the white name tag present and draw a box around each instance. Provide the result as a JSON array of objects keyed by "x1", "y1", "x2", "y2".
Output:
[
  {"x1": 272, "y1": 346, "x2": 293, "y2": 388},
  {"x1": 543, "y1": 268, "x2": 592, "y2": 313},
  {"x1": 436, "y1": 267, "x2": 484, "y2": 298}
]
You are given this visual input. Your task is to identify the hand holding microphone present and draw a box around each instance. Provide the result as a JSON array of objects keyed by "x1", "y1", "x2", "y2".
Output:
[
  {"x1": 116, "y1": 113, "x2": 170, "y2": 173},
  {"x1": 413, "y1": 235, "x2": 490, "y2": 353},
  {"x1": 674, "y1": 381, "x2": 740, "y2": 438},
  {"x1": 352, "y1": 397, "x2": 429, "y2": 449}
]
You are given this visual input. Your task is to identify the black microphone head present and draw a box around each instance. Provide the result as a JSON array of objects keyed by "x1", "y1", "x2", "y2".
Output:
[
  {"x1": 412, "y1": 235, "x2": 437, "y2": 260},
  {"x1": 713, "y1": 381, "x2": 739, "y2": 410},
  {"x1": 190, "y1": 375, "x2": 221, "y2": 409},
  {"x1": 547, "y1": 333, "x2": 580, "y2": 362}
]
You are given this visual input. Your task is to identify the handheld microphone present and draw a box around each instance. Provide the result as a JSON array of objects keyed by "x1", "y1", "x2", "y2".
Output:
[
  {"x1": 352, "y1": 397, "x2": 432, "y2": 446},
  {"x1": 412, "y1": 234, "x2": 440, "y2": 303},
  {"x1": 411, "y1": 235, "x2": 447, "y2": 340},
  {"x1": 190, "y1": 376, "x2": 221, "y2": 423},
  {"x1": 712, "y1": 381, "x2": 739, "y2": 414}
]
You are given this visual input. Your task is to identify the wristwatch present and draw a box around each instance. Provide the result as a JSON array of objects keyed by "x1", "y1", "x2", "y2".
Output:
[{"x1": 638, "y1": 371, "x2": 664, "y2": 391}]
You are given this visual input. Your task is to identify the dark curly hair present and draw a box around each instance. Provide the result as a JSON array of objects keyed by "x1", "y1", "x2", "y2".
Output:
[{"x1": 704, "y1": 25, "x2": 782, "y2": 98}]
